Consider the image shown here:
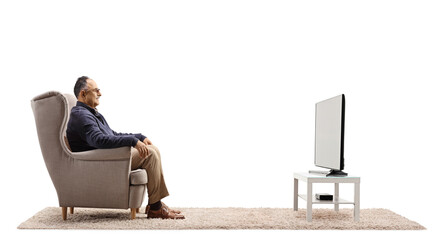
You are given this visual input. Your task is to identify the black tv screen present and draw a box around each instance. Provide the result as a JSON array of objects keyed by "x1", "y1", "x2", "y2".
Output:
[{"x1": 314, "y1": 94, "x2": 346, "y2": 176}]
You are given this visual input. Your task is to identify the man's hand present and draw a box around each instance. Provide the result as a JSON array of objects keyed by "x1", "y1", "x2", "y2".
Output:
[
  {"x1": 135, "y1": 140, "x2": 149, "y2": 158},
  {"x1": 143, "y1": 138, "x2": 152, "y2": 145}
]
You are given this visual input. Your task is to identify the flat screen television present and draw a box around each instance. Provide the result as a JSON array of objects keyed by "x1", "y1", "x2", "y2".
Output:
[{"x1": 313, "y1": 94, "x2": 348, "y2": 177}]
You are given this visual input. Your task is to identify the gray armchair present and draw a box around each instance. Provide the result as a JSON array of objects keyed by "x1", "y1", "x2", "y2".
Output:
[{"x1": 31, "y1": 91, "x2": 147, "y2": 220}]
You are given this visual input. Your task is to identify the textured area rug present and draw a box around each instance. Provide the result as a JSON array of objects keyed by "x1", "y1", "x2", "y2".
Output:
[{"x1": 17, "y1": 207, "x2": 425, "y2": 230}]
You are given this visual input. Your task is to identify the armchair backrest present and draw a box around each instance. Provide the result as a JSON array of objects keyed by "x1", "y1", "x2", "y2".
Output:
[{"x1": 31, "y1": 91, "x2": 75, "y2": 197}]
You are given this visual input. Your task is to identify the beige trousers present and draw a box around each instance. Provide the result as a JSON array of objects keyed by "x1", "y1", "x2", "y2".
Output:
[{"x1": 131, "y1": 145, "x2": 169, "y2": 204}]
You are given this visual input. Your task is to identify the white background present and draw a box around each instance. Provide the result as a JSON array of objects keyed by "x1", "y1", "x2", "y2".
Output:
[{"x1": 1, "y1": 0, "x2": 438, "y2": 239}]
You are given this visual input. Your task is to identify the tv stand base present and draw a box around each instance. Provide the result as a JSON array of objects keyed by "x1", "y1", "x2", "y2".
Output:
[{"x1": 308, "y1": 169, "x2": 348, "y2": 177}]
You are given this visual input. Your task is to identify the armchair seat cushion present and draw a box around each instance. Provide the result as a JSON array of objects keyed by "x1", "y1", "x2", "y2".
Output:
[{"x1": 130, "y1": 169, "x2": 147, "y2": 185}]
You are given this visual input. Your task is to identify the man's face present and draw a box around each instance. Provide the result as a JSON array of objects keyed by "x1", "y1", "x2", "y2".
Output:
[{"x1": 83, "y1": 79, "x2": 101, "y2": 109}]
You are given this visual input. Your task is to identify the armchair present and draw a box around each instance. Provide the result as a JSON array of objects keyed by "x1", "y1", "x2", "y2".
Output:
[{"x1": 31, "y1": 91, "x2": 147, "y2": 220}]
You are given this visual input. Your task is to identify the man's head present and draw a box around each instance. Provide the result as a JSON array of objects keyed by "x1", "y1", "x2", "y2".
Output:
[{"x1": 74, "y1": 76, "x2": 101, "y2": 109}]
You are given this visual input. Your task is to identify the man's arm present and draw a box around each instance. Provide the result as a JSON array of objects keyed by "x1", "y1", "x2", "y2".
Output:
[
  {"x1": 98, "y1": 114, "x2": 147, "y2": 142},
  {"x1": 112, "y1": 130, "x2": 147, "y2": 143},
  {"x1": 113, "y1": 130, "x2": 151, "y2": 146},
  {"x1": 79, "y1": 115, "x2": 139, "y2": 149}
]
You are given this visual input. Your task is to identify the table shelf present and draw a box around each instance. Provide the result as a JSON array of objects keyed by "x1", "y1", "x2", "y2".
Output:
[{"x1": 298, "y1": 194, "x2": 354, "y2": 204}]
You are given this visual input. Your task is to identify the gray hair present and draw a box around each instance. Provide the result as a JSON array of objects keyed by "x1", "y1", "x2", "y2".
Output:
[{"x1": 74, "y1": 76, "x2": 89, "y2": 98}]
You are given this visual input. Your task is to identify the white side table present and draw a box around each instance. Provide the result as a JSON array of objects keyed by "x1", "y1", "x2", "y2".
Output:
[{"x1": 293, "y1": 172, "x2": 360, "y2": 222}]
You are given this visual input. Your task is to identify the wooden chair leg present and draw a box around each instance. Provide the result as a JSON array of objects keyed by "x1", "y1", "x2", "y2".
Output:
[
  {"x1": 130, "y1": 208, "x2": 136, "y2": 220},
  {"x1": 70, "y1": 207, "x2": 74, "y2": 214},
  {"x1": 136, "y1": 208, "x2": 140, "y2": 213},
  {"x1": 62, "y1": 207, "x2": 67, "y2": 220}
]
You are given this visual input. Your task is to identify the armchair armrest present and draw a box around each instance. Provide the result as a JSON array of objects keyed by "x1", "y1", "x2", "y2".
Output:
[
  {"x1": 58, "y1": 146, "x2": 134, "y2": 209},
  {"x1": 70, "y1": 147, "x2": 132, "y2": 161}
]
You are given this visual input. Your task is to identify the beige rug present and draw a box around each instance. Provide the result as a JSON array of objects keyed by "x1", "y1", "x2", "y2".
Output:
[{"x1": 17, "y1": 207, "x2": 425, "y2": 230}]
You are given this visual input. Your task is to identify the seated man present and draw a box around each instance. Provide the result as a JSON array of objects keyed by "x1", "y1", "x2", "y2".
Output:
[{"x1": 66, "y1": 76, "x2": 184, "y2": 219}]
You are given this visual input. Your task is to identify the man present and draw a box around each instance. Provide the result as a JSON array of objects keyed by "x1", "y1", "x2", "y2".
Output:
[{"x1": 66, "y1": 76, "x2": 184, "y2": 219}]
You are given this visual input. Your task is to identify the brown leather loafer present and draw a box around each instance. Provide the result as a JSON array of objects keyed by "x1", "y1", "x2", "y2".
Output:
[
  {"x1": 145, "y1": 202, "x2": 181, "y2": 215},
  {"x1": 147, "y1": 204, "x2": 185, "y2": 219},
  {"x1": 162, "y1": 202, "x2": 182, "y2": 214}
]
